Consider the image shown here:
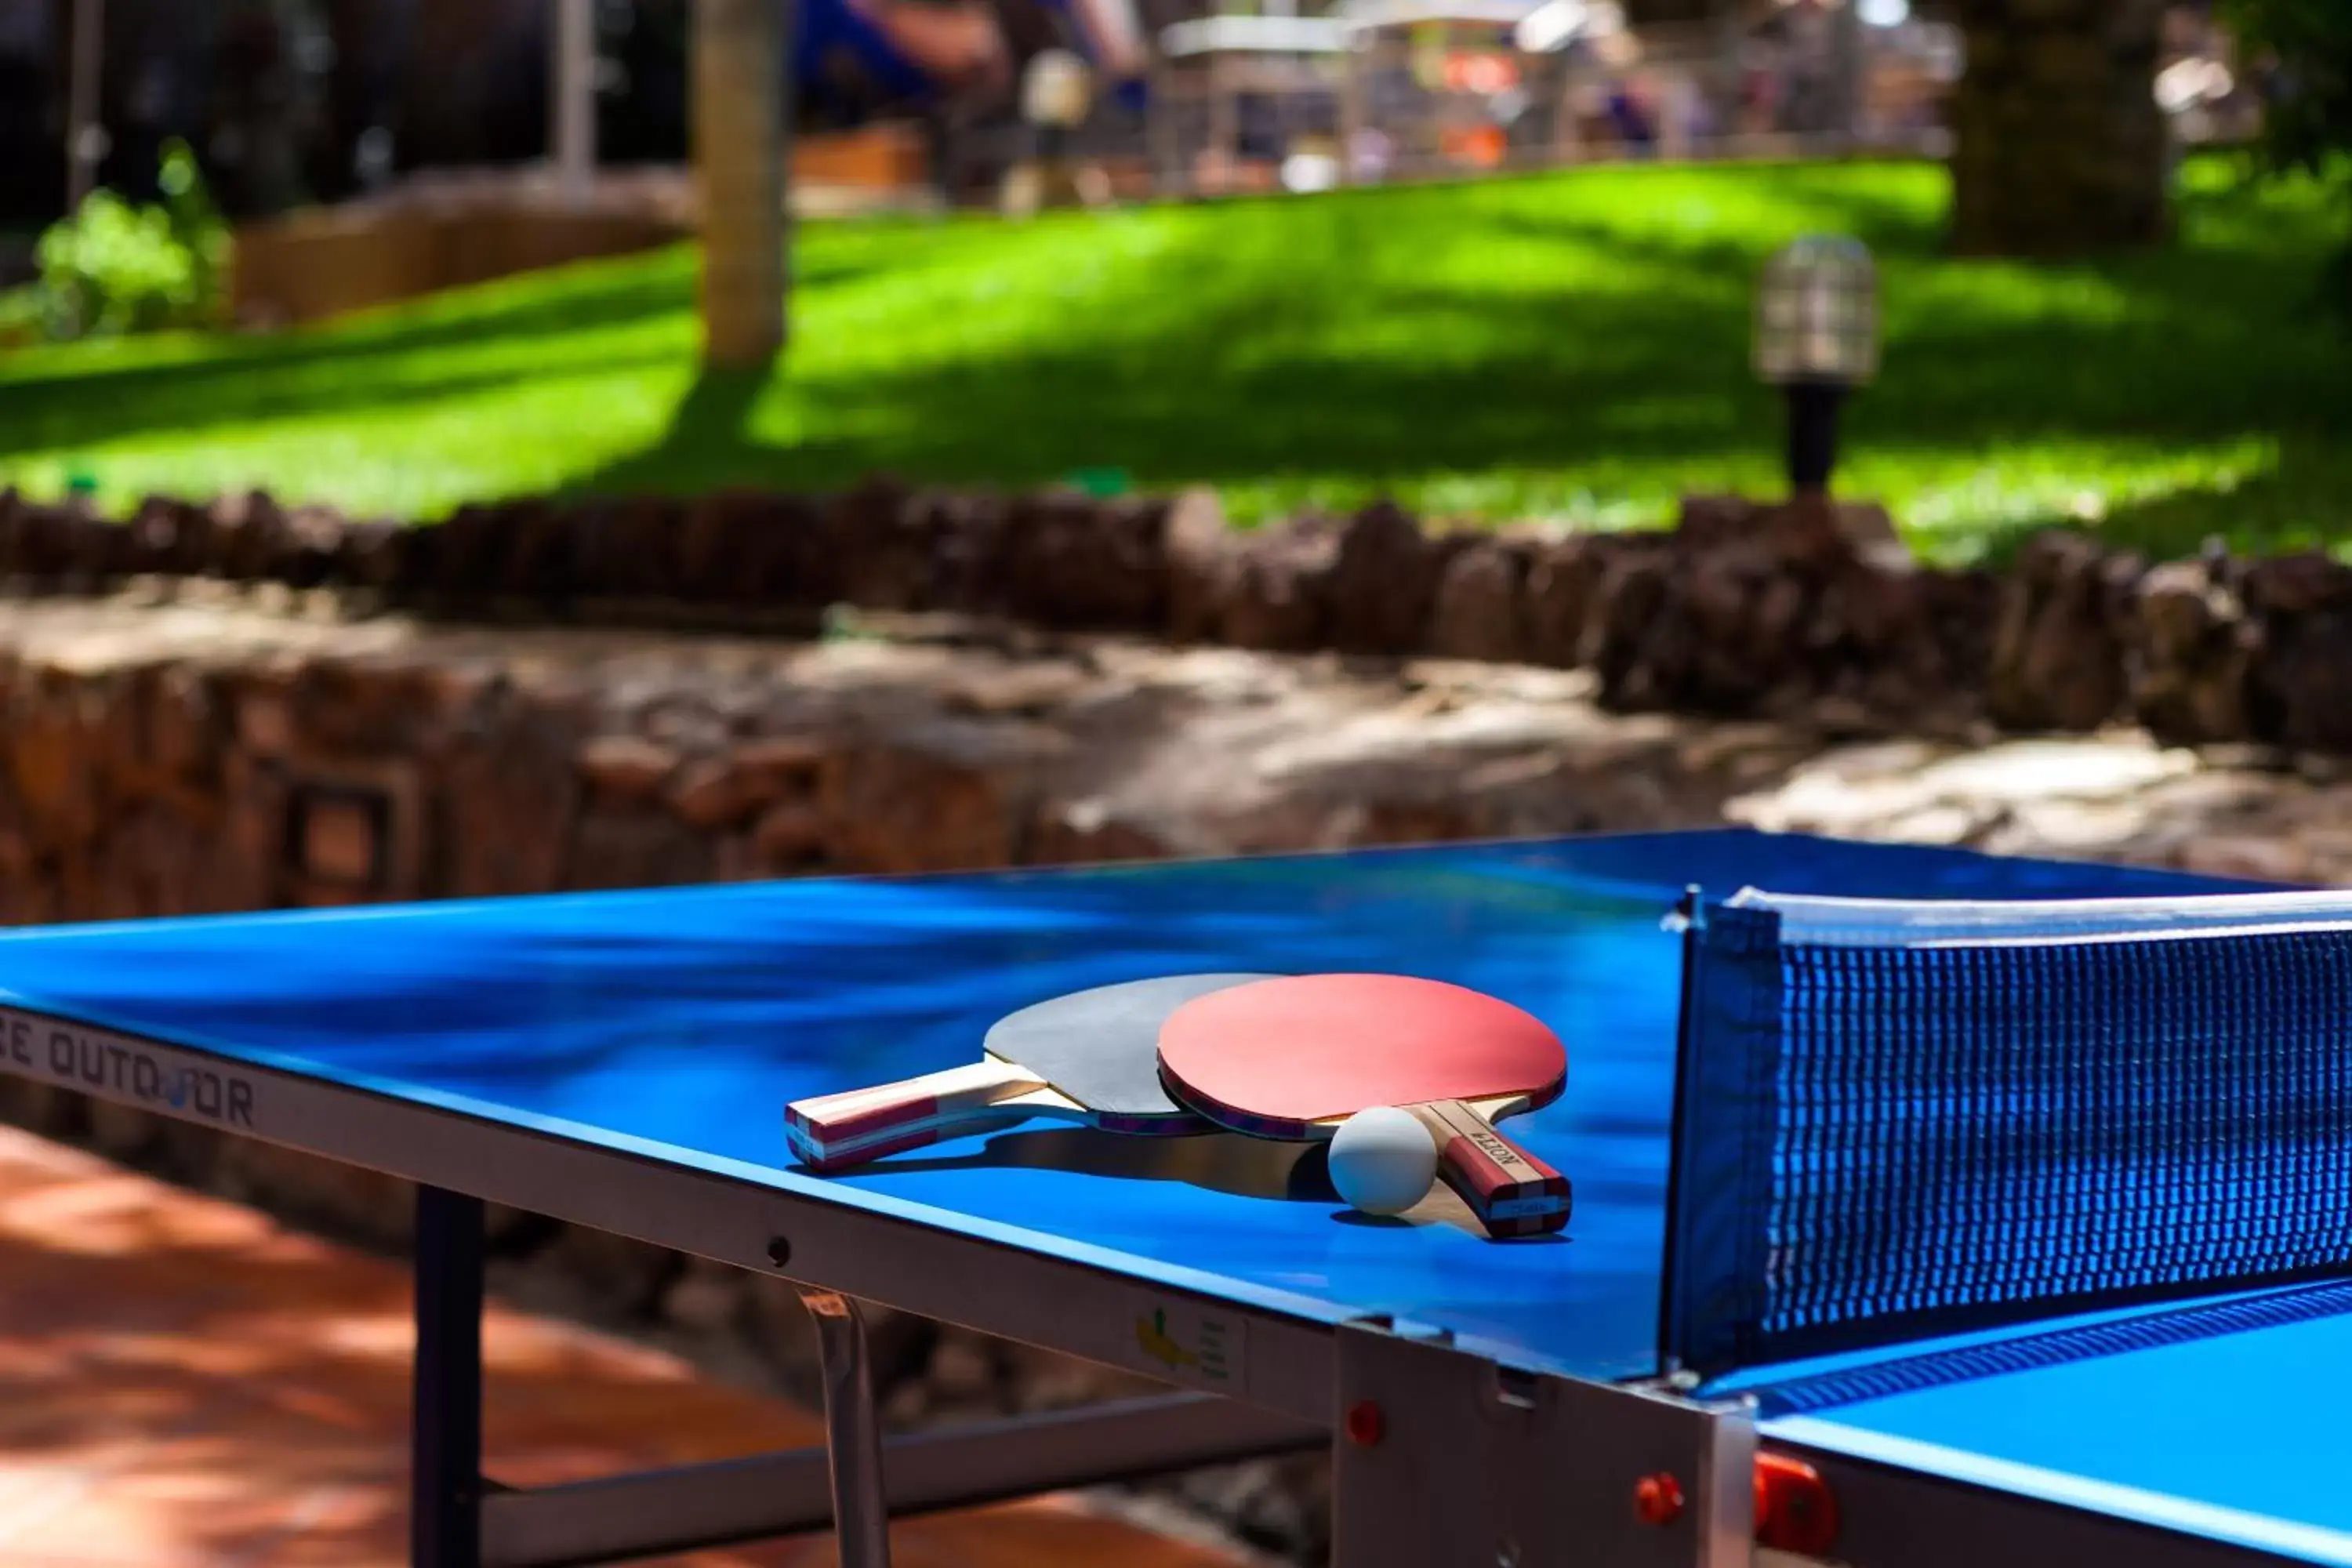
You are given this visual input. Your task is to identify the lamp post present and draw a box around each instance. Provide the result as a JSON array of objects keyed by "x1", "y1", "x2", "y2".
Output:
[
  {"x1": 1013, "y1": 48, "x2": 1093, "y2": 213},
  {"x1": 1754, "y1": 235, "x2": 1879, "y2": 499}
]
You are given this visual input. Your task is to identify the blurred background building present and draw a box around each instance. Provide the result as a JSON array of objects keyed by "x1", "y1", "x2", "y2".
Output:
[{"x1": 0, "y1": 0, "x2": 2265, "y2": 304}]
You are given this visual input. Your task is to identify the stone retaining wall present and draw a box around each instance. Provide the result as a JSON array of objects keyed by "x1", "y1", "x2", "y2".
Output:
[
  {"x1": 0, "y1": 588, "x2": 1800, "y2": 928},
  {"x1": 1991, "y1": 531, "x2": 2352, "y2": 753},
  {"x1": 9, "y1": 482, "x2": 2348, "y2": 752}
]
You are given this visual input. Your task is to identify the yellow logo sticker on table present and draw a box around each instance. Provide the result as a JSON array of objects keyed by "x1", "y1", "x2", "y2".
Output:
[
  {"x1": 1137, "y1": 1308, "x2": 1197, "y2": 1371},
  {"x1": 1131, "y1": 1298, "x2": 1247, "y2": 1388}
]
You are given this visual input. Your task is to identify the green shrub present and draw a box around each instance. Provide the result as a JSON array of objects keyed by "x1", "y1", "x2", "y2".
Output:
[
  {"x1": 29, "y1": 140, "x2": 230, "y2": 341},
  {"x1": 0, "y1": 281, "x2": 42, "y2": 347},
  {"x1": 2226, "y1": 0, "x2": 2352, "y2": 308}
]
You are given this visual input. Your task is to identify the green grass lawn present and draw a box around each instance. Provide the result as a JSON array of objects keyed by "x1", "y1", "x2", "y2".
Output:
[{"x1": 0, "y1": 157, "x2": 2345, "y2": 564}]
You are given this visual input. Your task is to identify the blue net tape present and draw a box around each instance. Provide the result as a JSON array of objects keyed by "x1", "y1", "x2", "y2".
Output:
[
  {"x1": 1749, "y1": 1279, "x2": 2352, "y2": 1418},
  {"x1": 1664, "y1": 910, "x2": 2352, "y2": 1379}
]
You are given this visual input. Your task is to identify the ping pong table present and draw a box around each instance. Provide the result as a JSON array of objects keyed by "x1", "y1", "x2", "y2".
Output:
[{"x1": 1, "y1": 826, "x2": 2347, "y2": 1568}]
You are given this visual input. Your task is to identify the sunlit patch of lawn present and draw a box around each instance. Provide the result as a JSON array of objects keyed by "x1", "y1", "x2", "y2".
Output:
[{"x1": 2, "y1": 155, "x2": 2343, "y2": 563}]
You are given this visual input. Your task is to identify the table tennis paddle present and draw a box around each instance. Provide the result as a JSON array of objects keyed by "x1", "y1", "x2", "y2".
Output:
[
  {"x1": 786, "y1": 973, "x2": 1283, "y2": 1172},
  {"x1": 1157, "y1": 973, "x2": 1570, "y2": 1238}
]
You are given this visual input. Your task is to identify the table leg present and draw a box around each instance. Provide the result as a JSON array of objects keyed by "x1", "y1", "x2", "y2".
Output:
[
  {"x1": 797, "y1": 1287, "x2": 892, "y2": 1567},
  {"x1": 413, "y1": 1185, "x2": 485, "y2": 1568}
]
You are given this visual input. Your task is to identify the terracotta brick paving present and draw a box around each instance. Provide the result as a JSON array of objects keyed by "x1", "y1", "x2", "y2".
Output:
[{"x1": 0, "y1": 1127, "x2": 1244, "y2": 1566}]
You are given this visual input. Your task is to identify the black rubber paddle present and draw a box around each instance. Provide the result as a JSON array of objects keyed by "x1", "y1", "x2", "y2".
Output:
[{"x1": 786, "y1": 973, "x2": 1284, "y2": 1171}]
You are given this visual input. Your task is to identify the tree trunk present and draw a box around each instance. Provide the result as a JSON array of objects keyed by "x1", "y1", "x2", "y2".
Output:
[
  {"x1": 1947, "y1": 0, "x2": 2170, "y2": 258},
  {"x1": 693, "y1": 0, "x2": 788, "y2": 368}
]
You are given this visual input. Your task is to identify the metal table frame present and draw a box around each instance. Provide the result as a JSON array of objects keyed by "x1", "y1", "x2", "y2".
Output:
[{"x1": 0, "y1": 997, "x2": 2309, "y2": 1568}]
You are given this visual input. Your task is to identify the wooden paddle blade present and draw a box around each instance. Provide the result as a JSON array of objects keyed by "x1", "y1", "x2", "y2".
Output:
[
  {"x1": 786, "y1": 1058, "x2": 1045, "y2": 1171},
  {"x1": 1415, "y1": 1100, "x2": 1571, "y2": 1238}
]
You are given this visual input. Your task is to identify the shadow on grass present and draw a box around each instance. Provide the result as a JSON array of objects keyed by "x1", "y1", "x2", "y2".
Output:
[
  {"x1": 1980, "y1": 436, "x2": 2352, "y2": 568},
  {"x1": 554, "y1": 171, "x2": 2350, "y2": 535},
  {"x1": 0, "y1": 348, "x2": 702, "y2": 472},
  {"x1": 1918, "y1": 430, "x2": 2352, "y2": 572},
  {"x1": 0, "y1": 261, "x2": 698, "y2": 458},
  {"x1": 572, "y1": 362, "x2": 774, "y2": 497},
  {"x1": 557, "y1": 269, "x2": 1772, "y2": 505}
]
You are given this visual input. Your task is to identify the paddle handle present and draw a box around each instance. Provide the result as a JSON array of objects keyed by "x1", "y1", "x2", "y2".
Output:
[
  {"x1": 1415, "y1": 1100, "x2": 1571, "y2": 1239},
  {"x1": 786, "y1": 1059, "x2": 1040, "y2": 1171}
]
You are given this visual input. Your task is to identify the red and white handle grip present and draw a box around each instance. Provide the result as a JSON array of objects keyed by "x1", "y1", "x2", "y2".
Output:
[
  {"x1": 786, "y1": 1060, "x2": 1041, "y2": 1171},
  {"x1": 1414, "y1": 1100, "x2": 1572, "y2": 1239}
]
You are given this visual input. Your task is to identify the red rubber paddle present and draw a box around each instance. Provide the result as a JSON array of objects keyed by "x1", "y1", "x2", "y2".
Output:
[{"x1": 1156, "y1": 973, "x2": 1570, "y2": 1238}]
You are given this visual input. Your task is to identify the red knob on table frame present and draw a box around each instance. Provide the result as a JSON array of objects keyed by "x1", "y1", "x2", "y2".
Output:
[
  {"x1": 1633, "y1": 1472, "x2": 1685, "y2": 1526},
  {"x1": 1755, "y1": 1452, "x2": 1839, "y2": 1555}
]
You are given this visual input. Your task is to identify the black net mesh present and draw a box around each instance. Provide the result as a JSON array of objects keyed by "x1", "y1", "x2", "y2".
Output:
[{"x1": 1671, "y1": 917, "x2": 2352, "y2": 1375}]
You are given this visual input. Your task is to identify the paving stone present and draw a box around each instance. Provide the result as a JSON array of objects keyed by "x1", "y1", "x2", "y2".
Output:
[
  {"x1": 0, "y1": 1128, "x2": 1248, "y2": 1567},
  {"x1": 578, "y1": 734, "x2": 682, "y2": 804}
]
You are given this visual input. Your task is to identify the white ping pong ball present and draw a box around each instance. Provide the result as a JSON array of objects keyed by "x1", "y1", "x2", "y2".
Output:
[{"x1": 1328, "y1": 1106, "x2": 1439, "y2": 1217}]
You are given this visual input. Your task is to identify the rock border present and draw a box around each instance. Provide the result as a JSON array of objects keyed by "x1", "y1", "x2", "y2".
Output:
[{"x1": 4, "y1": 481, "x2": 2343, "y2": 750}]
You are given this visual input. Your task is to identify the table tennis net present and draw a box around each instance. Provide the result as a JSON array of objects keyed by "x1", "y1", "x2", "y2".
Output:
[{"x1": 1661, "y1": 887, "x2": 2352, "y2": 1381}]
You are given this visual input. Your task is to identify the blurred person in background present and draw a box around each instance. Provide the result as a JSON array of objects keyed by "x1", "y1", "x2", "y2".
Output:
[{"x1": 1755, "y1": 0, "x2": 1837, "y2": 136}]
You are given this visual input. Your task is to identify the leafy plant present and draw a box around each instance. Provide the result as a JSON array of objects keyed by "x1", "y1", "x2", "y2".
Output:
[
  {"x1": 31, "y1": 140, "x2": 230, "y2": 340},
  {"x1": 157, "y1": 137, "x2": 230, "y2": 311},
  {"x1": 0, "y1": 281, "x2": 42, "y2": 348}
]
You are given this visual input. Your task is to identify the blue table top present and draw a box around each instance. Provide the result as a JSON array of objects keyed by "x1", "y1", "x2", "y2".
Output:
[
  {"x1": 1770, "y1": 1296, "x2": 2352, "y2": 1564},
  {"x1": 0, "y1": 827, "x2": 2239, "y2": 1386}
]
